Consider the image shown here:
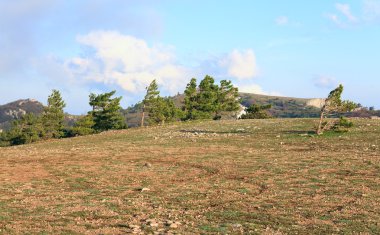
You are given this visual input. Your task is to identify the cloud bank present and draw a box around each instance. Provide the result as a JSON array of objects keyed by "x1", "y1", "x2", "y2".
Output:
[{"x1": 50, "y1": 31, "x2": 260, "y2": 96}]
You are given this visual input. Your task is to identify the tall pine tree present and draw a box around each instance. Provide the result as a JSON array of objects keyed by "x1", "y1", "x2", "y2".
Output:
[
  {"x1": 89, "y1": 91, "x2": 126, "y2": 132},
  {"x1": 183, "y1": 78, "x2": 198, "y2": 120},
  {"x1": 142, "y1": 80, "x2": 180, "y2": 125},
  {"x1": 194, "y1": 75, "x2": 218, "y2": 119},
  {"x1": 42, "y1": 90, "x2": 66, "y2": 139},
  {"x1": 141, "y1": 80, "x2": 160, "y2": 127},
  {"x1": 215, "y1": 80, "x2": 240, "y2": 119}
]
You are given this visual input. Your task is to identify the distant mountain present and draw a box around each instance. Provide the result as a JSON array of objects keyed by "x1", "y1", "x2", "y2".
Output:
[
  {"x1": 239, "y1": 93, "x2": 323, "y2": 118},
  {"x1": 0, "y1": 99, "x2": 79, "y2": 132},
  {"x1": 0, "y1": 99, "x2": 44, "y2": 131},
  {"x1": 2, "y1": 93, "x2": 376, "y2": 131}
]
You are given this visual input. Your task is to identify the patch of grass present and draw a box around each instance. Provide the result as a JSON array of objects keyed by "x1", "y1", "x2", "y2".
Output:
[{"x1": 0, "y1": 119, "x2": 379, "y2": 234}]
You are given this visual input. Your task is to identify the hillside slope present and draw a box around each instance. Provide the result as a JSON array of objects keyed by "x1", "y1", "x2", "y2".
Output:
[
  {"x1": 124, "y1": 93, "x2": 322, "y2": 127},
  {"x1": 0, "y1": 119, "x2": 379, "y2": 234},
  {"x1": 0, "y1": 99, "x2": 44, "y2": 131}
]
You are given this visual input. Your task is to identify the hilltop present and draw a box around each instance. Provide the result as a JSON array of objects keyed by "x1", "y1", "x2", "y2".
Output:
[
  {"x1": 124, "y1": 93, "x2": 323, "y2": 127},
  {"x1": 1, "y1": 92, "x2": 377, "y2": 130},
  {"x1": 0, "y1": 118, "x2": 379, "y2": 234},
  {"x1": 0, "y1": 99, "x2": 44, "y2": 131}
]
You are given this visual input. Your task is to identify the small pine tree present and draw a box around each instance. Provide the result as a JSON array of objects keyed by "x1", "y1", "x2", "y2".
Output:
[
  {"x1": 89, "y1": 91, "x2": 126, "y2": 132},
  {"x1": 317, "y1": 84, "x2": 357, "y2": 135},
  {"x1": 162, "y1": 98, "x2": 181, "y2": 123},
  {"x1": 42, "y1": 90, "x2": 66, "y2": 139},
  {"x1": 215, "y1": 80, "x2": 240, "y2": 119},
  {"x1": 195, "y1": 75, "x2": 218, "y2": 119},
  {"x1": 141, "y1": 80, "x2": 160, "y2": 127},
  {"x1": 70, "y1": 114, "x2": 95, "y2": 136},
  {"x1": 142, "y1": 80, "x2": 181, "y2": 125},
  {"x1": 240, "y1": 104, "x2": 272, "y2": 119},
  {"x1": 183, "y1": 78, "x2": 198, "y2": 120},
  {"x1": 0, "y1": 131, "x2": 9, "y2": 147},
  {"x1": 8, "y1": 113, "x2": 44, "y2": 145}
]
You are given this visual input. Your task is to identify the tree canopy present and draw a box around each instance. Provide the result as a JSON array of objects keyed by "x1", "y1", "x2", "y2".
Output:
[
  {"x1": 317, "y1": 84, "x2": 357, "y2": 135},
  {"x1": 89, "y1": 91, "x2": 126, "y2": 131},
  {"x1": 42, "y1": 90, "x2": 66, "y2": 139}
]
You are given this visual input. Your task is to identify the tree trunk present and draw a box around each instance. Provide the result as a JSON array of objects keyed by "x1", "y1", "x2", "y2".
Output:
[
  {"x1": 317, "y1": 110, "x2": 324, "y2": 135},
  {"x1": 140, "y1": 104, "x2": 145, "y2": 127}
]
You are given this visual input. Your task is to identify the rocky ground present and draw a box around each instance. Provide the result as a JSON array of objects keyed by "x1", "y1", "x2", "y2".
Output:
[{"x1": 0, "y1": 119, "x2": 379, "y2": 234}]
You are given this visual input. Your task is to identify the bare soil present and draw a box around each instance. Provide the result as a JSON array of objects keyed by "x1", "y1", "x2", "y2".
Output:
[{"x1": 0, "y1": 119, "x2": 379, "y2": 234}]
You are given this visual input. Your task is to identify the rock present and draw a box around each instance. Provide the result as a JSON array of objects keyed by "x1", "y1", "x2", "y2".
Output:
[
  {"x1": 169, "y1": 223, "x2": 178, "y2": 228},
  {"x1": 232, "y1": 223, "x2": 242, "y2": 228},
  {"x1": 146, "y1": 219, "x2": 159, "y2": 227},
  {"x1": 165, "y1": 220, "x2": 174, "y2": 225},
  {"x1": 150, "y1": 222, "x2": 159, "y2": 227},
  {"x1": 128, "y1": 224, "x2": 140, "y2": 229},
  {"x1": 144, "y1": 162, "x2": 152, "y2": 168},
  {"x1": 140, "y1": 187, "x2": 150, "y2": 192}
]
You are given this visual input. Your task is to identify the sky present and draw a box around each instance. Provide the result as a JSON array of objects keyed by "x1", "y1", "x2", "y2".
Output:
[{"x1": 0, "y1": 0, "x2": 379, "y2": 114}]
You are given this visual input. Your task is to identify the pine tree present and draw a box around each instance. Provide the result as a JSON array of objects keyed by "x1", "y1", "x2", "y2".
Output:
[
  {"x1": 183, "y1": 78, "x2": 198, "y2": 120},
  {"x1": 42, "y1": 90, "x2": 66, "y2": 139},
  {"x1": 89, "y1": 91, "x2": 126, "y2": 132},
  {"x1": 194, "y1": 75, "x2": 218, "y2": 119},
  {"x1": 215, "y1": 80, "x2": 240, "y2": 119},
  {"x1": 8, "y1": 113, "x2": 44, "y2": 145},
  {"x1": 317, "y1": 84, "x2": 357, "y2": 135},
  {"x1": 70, "y1": 114, "x2": 95, "y2": 136},
  {"x1": 141, "y1": 80, "x2": 160, "y2": 127},
  {"x1": 240, "y1": 104, "x2": 272, "y2": 119},
  {"x1": 149, "y1": 97, "x2": 179, "y2": 124}
]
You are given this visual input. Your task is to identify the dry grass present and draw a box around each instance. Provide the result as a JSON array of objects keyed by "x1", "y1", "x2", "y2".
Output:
[{"x1": 0, "y1": 119, "x2": 379, "y2": 234}]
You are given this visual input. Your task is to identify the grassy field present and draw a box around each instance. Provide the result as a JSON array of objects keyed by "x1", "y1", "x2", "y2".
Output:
[{"x1": 0, "y1": 119, "x2": 379, "y2": 234}]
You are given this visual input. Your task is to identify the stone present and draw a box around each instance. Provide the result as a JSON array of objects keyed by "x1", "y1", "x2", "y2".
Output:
[
  {"x1": 165, "y1": 220, "x2": 174, "y2": 225},
  {"x1": 144, "y1": 162, "x2": 152, "y2": 168},
  {"x1": 169, "y1": 223, "x2": 178, "y2": 228},
  {"x1": 128, "y1": 224, "x2": 140, "y2": 229}
]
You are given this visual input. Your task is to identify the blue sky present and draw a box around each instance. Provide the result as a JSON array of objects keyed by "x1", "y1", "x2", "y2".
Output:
[{"x1": 0, "y1": 0, "x2": 379, "y2": 114}]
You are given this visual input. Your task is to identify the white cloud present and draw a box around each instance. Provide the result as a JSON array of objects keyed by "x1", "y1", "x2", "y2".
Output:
[
  {"x1": 326, "y1": 13, "x2": 344, "y2": 27},
  {"x1": 219, "y1": 49, "x2": 258, "y2": 80},
  {"x1": 60, "y1": 32, "x2": 260, "y2": 95},
  {"x1": 33, "y1": 31, "x2": 264, "y2": 113},
  {"x1": 276, "y1": 16, "x2": 289, "y2": 26},
  {"x1": 326, "y1": 3, "x2": 359, "y2": 27},
  {"x1": 314, "y1": 75, "x2": 338, "y2": 88},
  {"x1": 336, "y1": 3, "x2": 358, "y2": 22},
  {"x1": 67, "y1": 30, "x2": 191, "y2": 94},
  {"x1": 363, "y1": 0, "x2": 380, "y2": 21},
  {"x1": 238, "y1": 84, "x2": 281, "y2": 96}
]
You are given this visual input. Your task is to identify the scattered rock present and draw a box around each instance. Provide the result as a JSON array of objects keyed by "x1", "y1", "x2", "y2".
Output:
[
  {"x1": 169, "y1": 223, "x2": 178, "y2": 228},
  {"x1": 150, "y1": 222, "x2": 159, "y2": 227},
  {"x1": 146, "y1": 219, "x2": 159, "y2": 227},
  {"x1": 164, "y1": 221, "x2": 181, "y2": 229},
  {"x1": 140, "y1": 187, "x2": 150, "y2": 192},
  {"x1": 165, "y1": 220, "x2": 174, "y2": 225},
  {"x1": 128, "y1": 224, "x2": 140, "y2": 229},
  {"x1": 232, "y1": 223, "x2": 242, "y2": 228},
  {"x1": 144, "y1": 162, "x2": 152, "y2": 168}
]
